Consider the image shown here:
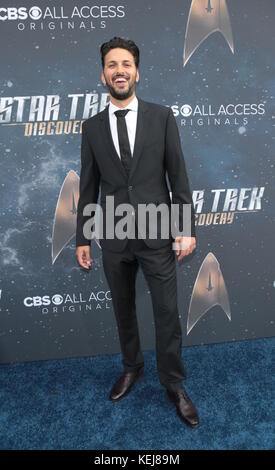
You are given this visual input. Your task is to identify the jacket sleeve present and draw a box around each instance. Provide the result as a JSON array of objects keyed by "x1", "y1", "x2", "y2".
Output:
[
  {"x1": 164, "y1": 108, "x2": 196, "y2": 238},
  {"x1": 76, "y1": 122, "x2": 101, "y2": 247}
]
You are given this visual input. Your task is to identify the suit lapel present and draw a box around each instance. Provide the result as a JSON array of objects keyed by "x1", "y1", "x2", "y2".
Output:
[{"x1": 99, "y1": 97, "x2": 149, "y2": 181}]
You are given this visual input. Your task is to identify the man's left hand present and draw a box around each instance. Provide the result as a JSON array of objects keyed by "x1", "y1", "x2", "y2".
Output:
[{"x1": 174, "y1": 236, "x2": 196, "y2": 261}]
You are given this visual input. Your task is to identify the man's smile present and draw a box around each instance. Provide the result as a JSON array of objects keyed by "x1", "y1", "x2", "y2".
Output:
[{"x1": 113, "y1": 76, "x2": 129, "y2": 86}]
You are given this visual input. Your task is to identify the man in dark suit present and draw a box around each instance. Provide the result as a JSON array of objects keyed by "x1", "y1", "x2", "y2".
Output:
[{"x1": 76, "y1": 37, "x2": 199, "y2": 428}]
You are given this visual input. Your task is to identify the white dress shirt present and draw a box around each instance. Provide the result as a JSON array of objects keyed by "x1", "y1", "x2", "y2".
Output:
[{"x1": 108, "y1": 95, "x2": 138, "y2": 158}]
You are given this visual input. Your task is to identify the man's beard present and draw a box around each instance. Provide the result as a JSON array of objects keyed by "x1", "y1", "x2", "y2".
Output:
[{"x1": 106, "y1": 77, "x2": 136, "y2": 100}]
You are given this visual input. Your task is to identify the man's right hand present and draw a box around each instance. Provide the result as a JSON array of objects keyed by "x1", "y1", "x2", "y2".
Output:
[{"x1": 76, "y1": 245, "x2": 92, "y2": 270}]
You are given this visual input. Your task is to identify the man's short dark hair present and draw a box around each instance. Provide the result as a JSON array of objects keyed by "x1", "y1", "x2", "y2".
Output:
[{"x1": 100, "y1": 36, "x2": 139, "y2": 69}]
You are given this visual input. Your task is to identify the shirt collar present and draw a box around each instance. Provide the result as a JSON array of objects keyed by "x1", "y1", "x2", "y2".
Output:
[{"x1": 109, "y1": 95, "x2": 138, "y2": 115}]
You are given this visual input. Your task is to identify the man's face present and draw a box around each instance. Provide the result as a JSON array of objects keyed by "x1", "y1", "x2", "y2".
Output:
[{"x1": 101, "y1": 47, "x2": 139, "y2": 100}]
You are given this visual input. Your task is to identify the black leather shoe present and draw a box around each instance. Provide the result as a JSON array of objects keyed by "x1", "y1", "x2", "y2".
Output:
[
  {"x1": 167, "y1": 386, "x2": 199, "y2": 428},
  {"x1": 109, "y1": 368, "x2": 144, "y2": 402}
]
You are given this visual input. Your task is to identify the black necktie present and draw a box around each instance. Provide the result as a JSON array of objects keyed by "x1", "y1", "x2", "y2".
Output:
[{"x1": 114, "y1": 109, "x2": 132, "y2": 178}]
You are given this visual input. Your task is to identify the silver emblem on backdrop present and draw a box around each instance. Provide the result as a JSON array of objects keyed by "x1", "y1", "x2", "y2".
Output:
[
  {"x1": 184, "y1": 0, "x2": 234, "y2": 66},
  {"x1": 187, "y1": 252, "x2": 231, "y2": 334}
]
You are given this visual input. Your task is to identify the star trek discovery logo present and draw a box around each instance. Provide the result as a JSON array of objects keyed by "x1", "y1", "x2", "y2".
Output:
[{"x1": 0, "y1": 92, "x2": 110, "y2": 137}]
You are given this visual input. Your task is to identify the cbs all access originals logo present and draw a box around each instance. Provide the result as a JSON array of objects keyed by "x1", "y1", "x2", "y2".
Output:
[
  {"x1": 23, "y1": 291, "x2": 112, "y2": 314},
  {"x1": 172, "y1": 102, "x2": 266, "y2": 129},
  {"x1": 0, "y1": 5, "x2": 126, "y2": 31}
]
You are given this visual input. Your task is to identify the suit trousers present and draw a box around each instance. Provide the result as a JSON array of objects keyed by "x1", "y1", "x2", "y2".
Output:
[{"x1": 101, "y1": 228, "x2": 186, "y2": 391}]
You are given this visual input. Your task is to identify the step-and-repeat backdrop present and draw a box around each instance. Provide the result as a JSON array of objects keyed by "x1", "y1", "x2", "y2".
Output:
[{"x1": 0, "y1": 0, "x2": 274, "y2": 363}]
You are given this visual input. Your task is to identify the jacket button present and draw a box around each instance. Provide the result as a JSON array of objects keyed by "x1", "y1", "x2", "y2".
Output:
[{"x1": 128, "y1": 185, "x2": 133, "y2": 191}]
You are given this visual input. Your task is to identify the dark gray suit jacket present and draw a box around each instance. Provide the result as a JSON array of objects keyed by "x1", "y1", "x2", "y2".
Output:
[{"x1": 76, "y1": 96, "x2": 196, "y2": 252}]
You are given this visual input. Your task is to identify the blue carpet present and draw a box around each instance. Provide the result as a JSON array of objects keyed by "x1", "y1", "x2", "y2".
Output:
[{"x1": 0, "y1": 337, "x2": 274, "y2": 450}]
